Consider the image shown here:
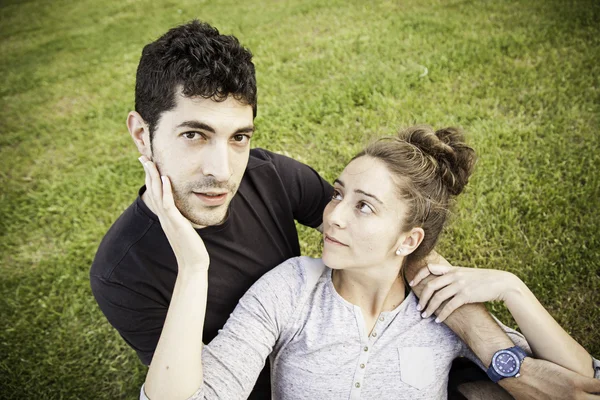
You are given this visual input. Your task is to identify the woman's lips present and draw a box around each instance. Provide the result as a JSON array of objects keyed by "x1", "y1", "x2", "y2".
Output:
[
  {"x1": 194, "y1": 192, "x2": 228, "y2": 206},
  {"x1": 324, "y1": 234, "x2": 348, "y2": 247}
]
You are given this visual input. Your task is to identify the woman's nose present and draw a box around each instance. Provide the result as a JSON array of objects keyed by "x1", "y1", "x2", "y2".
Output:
[{"x1": 327, "y1": 202, "x2": 348, "y2": 229}]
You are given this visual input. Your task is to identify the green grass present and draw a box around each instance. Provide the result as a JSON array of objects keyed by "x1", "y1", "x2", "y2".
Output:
[{"x1": 1, "y1": 0, "x2": 599, "y2": 398}]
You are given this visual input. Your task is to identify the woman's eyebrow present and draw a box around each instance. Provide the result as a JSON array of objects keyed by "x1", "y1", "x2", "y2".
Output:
[
  {"x1": 334, "y1": 179, "x2": 383, "y2": 205},
  {"x1": 355, "y1": 189, "x2": 383, "y2": 205}
]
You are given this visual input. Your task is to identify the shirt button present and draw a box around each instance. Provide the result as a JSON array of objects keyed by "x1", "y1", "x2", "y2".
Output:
[
  {"x1": 379, "y1": 316, "x2": 384, "y2": 321},
  {"x1": 360, "y1": 363, "x2": 365, "y2": 369},
  {"x1": 355, "y1": 382, "x2": 361, "y2": 388},
  {"x1": 371, "y1": 332, "x2": 377, "y2": 337},
  {"x1": 363, "y1": 346, "x2": 369, "y2": 352}
]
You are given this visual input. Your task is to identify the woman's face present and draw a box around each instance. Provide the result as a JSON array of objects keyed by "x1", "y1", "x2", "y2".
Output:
[{"x1": 322, "y1": 155, "x2": 411, "y2": 271}]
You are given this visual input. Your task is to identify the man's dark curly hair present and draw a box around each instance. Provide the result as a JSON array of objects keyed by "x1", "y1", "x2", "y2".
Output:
[{"x1": 135, "y1": 20, "x2": 257, "y2": 141}]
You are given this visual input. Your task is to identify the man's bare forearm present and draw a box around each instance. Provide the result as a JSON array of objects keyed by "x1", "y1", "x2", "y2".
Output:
[
  {"x1": 405, "y1": 255, "x2": 513, "y2": 366},
  {"x1": 410, "y1": 274, "x2": 513, "y2": 365},
  {"x1": 406, "y1": 256, "x2": 600, "y2": 399}
]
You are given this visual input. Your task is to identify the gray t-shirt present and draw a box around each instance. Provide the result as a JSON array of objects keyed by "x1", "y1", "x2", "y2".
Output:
[{"x1": 141, "y1": 256, "x2": 598, "y2": 399}]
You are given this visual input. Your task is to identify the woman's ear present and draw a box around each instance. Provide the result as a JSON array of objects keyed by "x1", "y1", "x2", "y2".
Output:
[
  {"x1": 127, "y1": 111, "x2": 152, "y2": 159},
  {"x1": 396, "y1": 227, "x2": 425, "y2": 256}
]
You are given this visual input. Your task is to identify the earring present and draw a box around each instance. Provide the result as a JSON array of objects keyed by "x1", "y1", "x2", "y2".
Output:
[{"x1": 396, "y1": 248, "x2": 405, "y2": 256}]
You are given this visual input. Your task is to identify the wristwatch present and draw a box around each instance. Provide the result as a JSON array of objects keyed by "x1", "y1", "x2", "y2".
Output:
[{"x1": 486, "y1": 346, "x2": 528, "y2": 383}]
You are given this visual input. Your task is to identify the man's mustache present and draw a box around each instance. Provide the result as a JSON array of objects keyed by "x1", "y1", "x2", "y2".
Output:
[{"x1": 184, "y1": 177, "x2": 236, "y2": 192}]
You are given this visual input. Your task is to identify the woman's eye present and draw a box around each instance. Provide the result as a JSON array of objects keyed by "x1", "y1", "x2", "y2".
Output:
[
  {"x1": 357, "y1": 201, "x2": 373, "y2": 214},
  {"x1": 332, "y1": 190, "x2": 343, "y2": 201}
]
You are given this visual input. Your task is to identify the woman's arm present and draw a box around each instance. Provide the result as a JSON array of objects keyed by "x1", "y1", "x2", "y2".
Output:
[
  {"x1": 502, "y1": 273, "x2": 594, "y2": 377},
  {"x1": 140, "y1": 158, "x2": 210, "y2": 399},
  {"x1": 411, "y1": 263, "x2": 595, "y2": 377},
  {"x1": 145, "y1": 269, "x2": 208, "y2": 399},
  {"x1": 140, "y1": 157, "x2": 303, "y2": 399}
]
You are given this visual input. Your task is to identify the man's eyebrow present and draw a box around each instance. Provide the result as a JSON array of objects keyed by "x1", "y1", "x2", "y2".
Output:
[
  {"x1": 177, "y1": 120, "x2": 215, "y2": 133},
  {"x1": 233, "y1": 126, "x2": 255, "y2": 134},
  {"x1": 334, "y1": 179, "x2": 383, "y2": 205},
  {"x1": 176, "y1": 120, "x2": 255, "y2": 135}
]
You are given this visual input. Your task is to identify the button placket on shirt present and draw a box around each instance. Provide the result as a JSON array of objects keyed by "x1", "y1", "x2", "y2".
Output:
[
  {"x1": 350, "y1": 313, "x2": 390, "y2": 399},
  {"x1": 350, "y1": 345, "x2": 369, "y2": 398}
]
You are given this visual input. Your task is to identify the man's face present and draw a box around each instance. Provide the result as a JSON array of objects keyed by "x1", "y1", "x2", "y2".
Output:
[{"x1": 149, "y1": 92, "x2": 254, "y2": 227}]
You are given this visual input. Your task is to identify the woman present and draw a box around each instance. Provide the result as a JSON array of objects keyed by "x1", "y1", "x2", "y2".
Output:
[{"x1": 140, "y1": 126, "x2": 598, "y2": 399}]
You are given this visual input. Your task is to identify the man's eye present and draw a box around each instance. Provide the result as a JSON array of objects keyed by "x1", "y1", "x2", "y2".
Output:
[
  {"x1": 232, "y1": 134, "x2": 250, "y2": 143},
  {"x1": 357, "y1": 201, "x2": 373, "y2": 214},
  {"x1": 182, "y1": 132, "x2": 200, "y2": 140}
]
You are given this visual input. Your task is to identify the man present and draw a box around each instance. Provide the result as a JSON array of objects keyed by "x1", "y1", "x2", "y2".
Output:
[
  {"x1": 91, "y1": 20, "x2": 600, "y2": 399},
  {"x1": 90, "y1": 20, "x2": 332, "y2": 398}
]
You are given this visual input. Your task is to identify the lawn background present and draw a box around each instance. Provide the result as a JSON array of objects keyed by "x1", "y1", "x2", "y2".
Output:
[{"x1": 1, "y1": 0, "x2": 599, "y2": 398}]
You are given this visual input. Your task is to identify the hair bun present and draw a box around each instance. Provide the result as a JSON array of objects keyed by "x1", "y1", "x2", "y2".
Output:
[{"x1": 399, "y1": 125, "x2": 476, "y2": 196}]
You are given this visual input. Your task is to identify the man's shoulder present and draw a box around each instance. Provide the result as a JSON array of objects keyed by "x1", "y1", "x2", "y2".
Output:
[
  {"x1": 90, "y1": 196, "x2": 158, "y2": 281},
  {"x1": 247, "y1": 148, "x2": 304, "y2": 173}
]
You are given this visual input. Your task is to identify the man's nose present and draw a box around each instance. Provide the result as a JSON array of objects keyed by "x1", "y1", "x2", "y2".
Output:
[{"x1": 201, "y1": 141, "x2": 231, "y2": 182}]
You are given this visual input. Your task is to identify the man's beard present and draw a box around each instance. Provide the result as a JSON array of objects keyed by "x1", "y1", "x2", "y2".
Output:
[{"x1": 171, "y1": 177, "x2": 237, "y2": 227}]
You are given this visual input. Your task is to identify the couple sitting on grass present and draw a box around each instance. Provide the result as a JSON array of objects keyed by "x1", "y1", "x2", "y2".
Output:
[
  {"x1": 139, "y1": 125, "x2": 599, "y2": 399},
  {"x1": 90, "y1": 20, "x2": 600, "y2": 400}
]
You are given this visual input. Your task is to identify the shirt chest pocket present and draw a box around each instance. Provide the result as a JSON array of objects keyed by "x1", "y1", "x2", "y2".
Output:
[{"x1": 398, "y1": 346, "x2": 436, "y2": 390}]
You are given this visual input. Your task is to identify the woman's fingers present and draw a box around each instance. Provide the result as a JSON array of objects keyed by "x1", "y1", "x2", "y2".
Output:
[
  {"x1": 417, "y1": 273, "x2": 455, "y2": 312},
  {"x1": 140, "y1": 157, "x2": 153, "y2": 197},
  {"x1": 410, "y1": 263, "x2": 453, "y2": 288},
  {"x1": 145, "y1": 160, "x2": 163, "y2": 203},
  {"x1": 422, "y1": 284, "x2": 460, "y2": 318},
  {"x1": 160, "y1": 175, "x2": 176, "y2": 211},
  {"x1": 434, "y1": 296, "x2": 465, "y2": 323},
  {"x1": 409, "y1": 267, "x2": 431, "y2": 288},
  {"x1": 427, "y1": 263, "x2": 453, "y2": 276},
  {"x1": 140, "y1": 157, "x2": 170, "y2": 218},
  {"x1": 138, "y1": 157, "x2": 210, "y2": 269}
]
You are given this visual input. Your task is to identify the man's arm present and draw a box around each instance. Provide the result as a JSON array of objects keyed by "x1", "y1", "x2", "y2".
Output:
[
  {"x1": 405, "y1": 253, "x2": 600, "y2": 399},
  {"x1": 90, "y1": 274, "x2": 165, "y2": 365},
  {"x1": 260, "y1": 149, "x2": 333, "y2": 229},
  {"x1": 406, "y1": 252, "x2": 512, "y2": 364}
]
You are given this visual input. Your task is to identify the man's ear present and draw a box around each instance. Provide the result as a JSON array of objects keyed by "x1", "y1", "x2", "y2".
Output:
[
  {"x1": 397, "y1": 227, "x2": 425, "y2": 256},
  {"x1": 127, "y1": 111, "x2": 152, "y2": 159}
]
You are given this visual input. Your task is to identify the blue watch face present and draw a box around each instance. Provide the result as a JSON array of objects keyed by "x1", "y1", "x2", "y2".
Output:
[{"x1": 493, "y1": 351, "x2": 519, "y2": 377}]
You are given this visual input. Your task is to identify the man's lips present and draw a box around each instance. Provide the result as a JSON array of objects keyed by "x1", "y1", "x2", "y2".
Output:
[
  {"x1": 324, "y1": 234, "x2": 348, "y2": 247},
  {"x1": 193, "y1": 191, "x2": 228, "y2": 205}
]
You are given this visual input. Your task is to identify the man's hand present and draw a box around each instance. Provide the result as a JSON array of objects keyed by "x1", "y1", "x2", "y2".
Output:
[
  {"x1": 499, "y1": 357, "x2": 600, "y2": 400},
  {"x1": 405, "y1": 254, "x2": 600, "y2": 400}
]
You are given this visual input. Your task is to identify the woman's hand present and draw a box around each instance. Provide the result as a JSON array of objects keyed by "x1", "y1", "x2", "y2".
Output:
[
  {"x1": 140, "y1": 156, "x2": 209, "y2": 271},
  {"x1": 409, "y1": 264, "x2": 519, "y2": 323}
]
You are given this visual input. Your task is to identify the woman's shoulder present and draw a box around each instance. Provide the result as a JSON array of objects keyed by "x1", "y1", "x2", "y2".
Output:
[
  {"x1": 240, "y1": 257, "x2": 328, "y2": 332},
  {"x1": 263, "y1": 256, "x2": 327, "y2": 290},
  {"x1": 246, "y1": 256, "x2": 326, "y2": 292}
]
